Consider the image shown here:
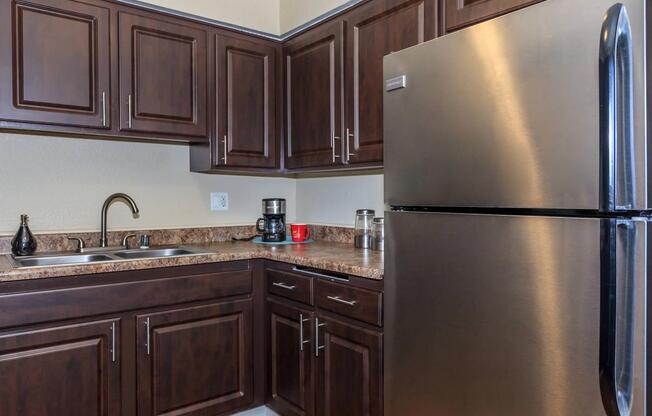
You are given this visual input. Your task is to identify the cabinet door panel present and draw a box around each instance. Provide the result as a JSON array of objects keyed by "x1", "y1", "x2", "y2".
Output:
[
  {"x1": 267, "y1": 299, "x2": 315, "y2": 416},
  {"x1": 0, "y1": 0, "x2": 110, "y2": 128},
  {"x1": 0, "y1": 319, "x2": 120, "y2": 416},
  {"x1": 345, "y1": 0, "x2": 437, "y2": 165},
  {"x1": 445, "y1": 0, "x2": 545, "y2": 31},
  {"x1": 137, "y1": 300, "x2": 253, "y2": 416},
  {"x1": 284, "y1": 21, "x2": 343, "y2": 169},
  {"x1": 217, "y1": 35, "x2": 277, "y2": 168},
  {"x1": 119, "y1": 12, "x2": 208, "y2": 139},
  {"x1": 316, "y1": 316, "x2": 382, "y2": 416}
]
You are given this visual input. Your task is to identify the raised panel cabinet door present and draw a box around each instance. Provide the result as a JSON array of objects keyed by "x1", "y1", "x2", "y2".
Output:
[
  {"x1": 136, "y1": 299, "x2": 254, "y2": 416},
  {"x1": 284, "y1": 20, "x2": 344, "y2": 169},
  {"x1": 267, "y1": 299, "x2": 315, "y2": 416},
  {"x1": 445, "y1": 0, "x2": 545, "y2": 31},
  {"x1": 315, "y1": 315, "x2": 382, "y2": 416},
  {"x1": 0, "y1": 0, "x2": 110, "y2": 128},
  {"x1": 216, "y1": 35, "x2": 277, "y2": 168},
  {"x1": 119, "y1": 12, "x2": 208, "y2": 140},
  {"x1": 0, "y1": 319, "x2": 121, "y2": 416},
  {"x1": 344, "y1": 0, "x2": 437, "y2": 165}
]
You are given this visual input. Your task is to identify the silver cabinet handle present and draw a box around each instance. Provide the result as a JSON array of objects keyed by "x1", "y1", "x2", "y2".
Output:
[
  {"x1": 315, "y1": 317, "x2": 326, "y2": 357},
  {"x1": 110, "y1": 321, "x2": 117, "y2": 363},
  {"x1": 101, "y1": 91, "x2": 107, "y2": 127},
  {"x1": 222, "y1": 135, "x2": 228, "y2": 164},
  {"x1": 327, "y1": 295, "x2": 357, "y2": 307},
  {"x1": 331, "y1": 130, "x2": 341, "y2": 163},
  {"x1": 346, "y1": 128, "x2": 356, "y2": 160},
  {"x1": 128, "y1": 94, "x2": 133, "y2": 129},
  {"x1": 144, "y1": 317, "x2": 151, "y2": 355},
  {"x1": 299, "y1": 313, "x2": 310, "y2": 351},
  {"x1": 272, "y1": 282, "x2": 296, "y2": 291}
]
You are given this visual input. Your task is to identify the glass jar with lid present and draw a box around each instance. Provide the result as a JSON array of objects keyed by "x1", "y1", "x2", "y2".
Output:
[
  {"x1": 354, "y1": 209, "x2": 375, "y2": 248},
  {"x1": 371, "y1": 217, "x2": 384, "y2": 251}
]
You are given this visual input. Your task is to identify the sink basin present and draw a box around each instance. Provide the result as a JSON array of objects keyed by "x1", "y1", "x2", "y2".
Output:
[
  {"x1": 12, "y1": 254, "x2": 115, "y2": 268},
  {"x1": 9, "y1": 245, "x2": 211, "y2": 268},
  {"x1": 112, "y1": 247, "x2": 205, "y2": 260}
]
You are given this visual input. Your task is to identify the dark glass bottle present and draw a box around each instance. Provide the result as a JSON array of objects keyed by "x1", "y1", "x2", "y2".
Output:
[{"x1": 11, "y1": 214, "x2": 37, "y2": 256}]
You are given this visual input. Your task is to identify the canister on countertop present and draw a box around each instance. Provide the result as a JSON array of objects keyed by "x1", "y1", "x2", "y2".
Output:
[
  {"x1": 354, "y1": 209, "x2": 375, "y2": 249},
  {"x1": 371, "y1": 217, "x2": 384, "y2": 251}
]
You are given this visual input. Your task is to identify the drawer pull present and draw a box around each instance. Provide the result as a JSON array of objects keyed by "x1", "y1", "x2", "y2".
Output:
[
  {"x1": 272, "y1": 282, "x2": 297, "y2": 291},
  {"x1": 327, "y1": 295, "x2": 357, "y2": 307}
]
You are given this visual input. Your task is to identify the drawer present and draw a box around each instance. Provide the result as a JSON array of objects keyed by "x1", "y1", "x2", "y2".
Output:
[
  {"x1": 315, "y1": 279, "x2": 382, "y2": 326},
  {"x1": 267, "y1": 269, "x2": 313, "y2": 305},
  {"x1": 0, "y1": 264, "x2": 252, "y2": 330}
]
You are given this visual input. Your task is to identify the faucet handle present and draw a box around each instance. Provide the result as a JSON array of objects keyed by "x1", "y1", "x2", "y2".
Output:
[
  {"x1": 67, "y1": 236, "x2": 86, "y2": 253},
  {"x1": 122, "y1": 234, "x2": 137, "y2": 250}
]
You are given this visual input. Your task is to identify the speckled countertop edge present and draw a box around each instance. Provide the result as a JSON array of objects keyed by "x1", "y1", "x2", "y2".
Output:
[{"x1": 0, "y1": 241, "x2": 384, "y2": 283}]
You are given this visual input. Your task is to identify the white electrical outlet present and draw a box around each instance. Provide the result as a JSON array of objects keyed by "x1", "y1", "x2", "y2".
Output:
[{"x1": 210, "y1": 192, "x2": 229, "y2": 211}]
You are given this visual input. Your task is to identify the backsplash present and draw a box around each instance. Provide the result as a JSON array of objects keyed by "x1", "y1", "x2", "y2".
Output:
[{"x1": 0, "y1": 224, "x2": 354, "y2": 254}]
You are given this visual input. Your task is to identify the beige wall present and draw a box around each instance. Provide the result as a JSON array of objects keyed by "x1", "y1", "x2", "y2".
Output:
[
  {"x1": 143, "y1": 0, "x2": 281, "y2": 34},
  {"x1": 295, "y1": 175, "x2": 385, "y2": 226},
  {"x1": 0, "y1": 134, "x2": 296, "y2": 234},
  {"x1": 279, "y1": 0, "x2": 351, "y2": 34},
  {"x1": 141, "y1": 0, "x2": 353, "y2": 35}
]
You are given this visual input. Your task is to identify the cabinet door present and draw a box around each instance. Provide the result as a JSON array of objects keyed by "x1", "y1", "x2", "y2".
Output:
[
  {"x1": 136, "y1": 300, "x2": 253, "y2": 416},
  {"x1": 0, "y1": 319, "x2": 121, "y2": 416},
  {"x1": 119, "y1": 12, "x2": 208, "y2": 139},
  {"x1": 445, "y1": 0, "x2": 544, "y2": 31},
  {"x1": 315, "y1": 315, "x2": 382, "y2": 416},
  {"x1": 284, "y1": 21, "x2": 344, "y2": 169},
  {"x1": 344, "y1": 0, "x2": 437, "y2": 165},
  {"x1": 0, "y1": 0, "x2": 110, "y2": 128},
  {"x1": 267, "y1": 299, "x2": 315, "y2": 416},
  {"x1": 216, "y1": 35, "x2": 277, "y2": 168}
]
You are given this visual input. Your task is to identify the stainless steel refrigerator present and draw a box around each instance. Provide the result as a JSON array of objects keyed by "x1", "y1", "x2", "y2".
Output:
[{"x1": 383, "y1": 0, "x2": 648, "y2": 415}]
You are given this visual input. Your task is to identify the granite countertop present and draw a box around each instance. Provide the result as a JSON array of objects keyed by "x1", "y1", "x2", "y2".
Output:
[{"x1": 0, "y1": 240, "x2": 384, "y2": 283}]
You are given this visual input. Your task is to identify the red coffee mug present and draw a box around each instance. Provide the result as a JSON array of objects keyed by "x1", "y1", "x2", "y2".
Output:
[{"x1": 291, "y1": 224, "x2": 310, "y2": 242}]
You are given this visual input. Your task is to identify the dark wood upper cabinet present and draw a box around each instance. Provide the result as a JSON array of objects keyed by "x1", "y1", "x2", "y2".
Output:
[
  {"x1": 216, "y1": 35, "x2": 278, "y2": 168},
  {"x1": 445, "y1": 0, "x2": 545, "y2": 31},
  {"x1": 344, "y1": 0, "x2": 437, "y2": 165},
  {"x1": 315, "y1": 315, "x2": 383, "y2": 416},
  {"x1": 284, "y1": 20, "x2": 344, "y2": 170},
  {"x1": 0, "y1": 0, "x2": 111, "y2": 128},
  {"x1": 267, "y1": 298, "x2": 315, "y2": 416},
  {"x1": 118, "y1": 12, "x2": 208, "y2": 140},
  {"x1": 0, "y1": 319, "x2": 121, "y2": 416},
  {"x1": 136, "y1": 299, "x2": 253, "y2": 416}
]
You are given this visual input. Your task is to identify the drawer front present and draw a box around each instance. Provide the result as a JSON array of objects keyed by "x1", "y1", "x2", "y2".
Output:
[
  {"x1": 267, "y1": 269, "x2": 313, "y2": 305},
  {"x1": 0, "y1": 265, "x2": 252, "y2": 330},
  {"x1": 315, "y1": 280, "x2": 382, "y2": 326}
]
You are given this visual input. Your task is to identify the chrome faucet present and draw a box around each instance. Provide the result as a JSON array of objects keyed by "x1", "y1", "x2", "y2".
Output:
[{"x1": 100, "y1": 193, "x2": 139, "y2": 247}]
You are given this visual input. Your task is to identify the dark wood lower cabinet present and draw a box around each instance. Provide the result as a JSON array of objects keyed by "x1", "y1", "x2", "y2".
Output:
[
  {"x1": 315, "y1": 316, "x2": 383, "y2": 416},
  {"x1": 0, "y1": 318, "x2": 121, "y2": 416},
  {"x1": 136, "y1": 299, "x2": 254, "y2": 416},
  {"x1": 266, "y1": 264, "x2": 384, "y2": 416},
  {"x1": 267, "y1": 299, "x2": 315, "y2": 416}
]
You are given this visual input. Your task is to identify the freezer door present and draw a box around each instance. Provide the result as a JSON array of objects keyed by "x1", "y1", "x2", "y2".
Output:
[
  {"x1": 384, "y1": 0, "x2": 647, "y2": 210},
  {"x1": 384, "y1": 212, "x2": 647, "y2": 416}
]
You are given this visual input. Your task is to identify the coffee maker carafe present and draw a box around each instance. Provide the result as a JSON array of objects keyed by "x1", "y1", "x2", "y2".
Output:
[{"x1": 256, "y1": 199, "x2": 286, "y2": 242}]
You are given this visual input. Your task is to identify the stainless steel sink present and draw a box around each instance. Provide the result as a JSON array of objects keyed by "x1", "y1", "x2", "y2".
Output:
[
  {"x1": 12, "y1": 254, "x2": 115, "y2": 268},
  {"x1": 113, "y1": 248, "x2": 199, "y2": 259},
  {"x1": 9, "y1": 246, "x2": 212, "y2": 268}
]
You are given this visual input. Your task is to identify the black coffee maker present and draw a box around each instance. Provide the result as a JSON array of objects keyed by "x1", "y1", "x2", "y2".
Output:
[{"x1": 256, "y1": 198, "x2": 286, "y2": 242}]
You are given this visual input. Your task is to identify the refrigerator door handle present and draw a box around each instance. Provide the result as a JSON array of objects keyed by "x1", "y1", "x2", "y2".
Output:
[
  {"x1": 601, "y1": 219, "x2": 638, "y2": 416},
  {"x1": 599, "y1": 3, "x2": 635, "y2": 212}
]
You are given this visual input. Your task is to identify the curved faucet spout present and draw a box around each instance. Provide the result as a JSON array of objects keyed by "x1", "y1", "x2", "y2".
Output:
[{"x1": 100, "y1": 193, "x2": 140, "y2": 247}]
